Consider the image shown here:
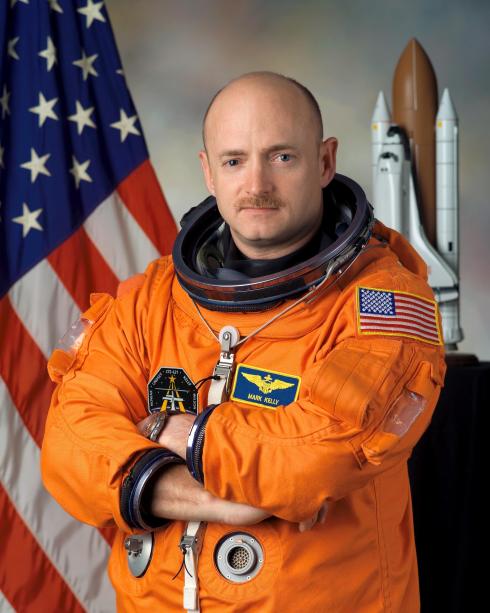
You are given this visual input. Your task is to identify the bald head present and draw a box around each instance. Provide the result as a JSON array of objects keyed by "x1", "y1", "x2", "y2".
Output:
[
  {"x1": 202, "y1": 71, "x2": 323, "y2": 149},
  {"x1": 198, "y1": 70, "x2": 338, "y2": 261}
]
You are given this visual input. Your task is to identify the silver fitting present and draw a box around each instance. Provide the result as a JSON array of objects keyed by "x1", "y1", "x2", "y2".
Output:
[
  {"x1": 209, "y1": 326, "x2": 240, "y2": 404},
  {"x1": 179, "y1": 522, "x2": 206, "y2": 561},
  {"x1": 124, "y1": 536, "x2": 143, "y2": 555},
  {"x1": 125, "y1": 533, "x2": 154, "y2": 578}
]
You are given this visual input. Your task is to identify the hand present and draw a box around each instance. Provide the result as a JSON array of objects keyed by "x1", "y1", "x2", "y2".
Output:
[
  {"x1": 137, "y1": 414, "x2": 327, "y2": 529},
  {"x1": 151, "y1": 464, "x2": 269, "y2": 525},
  {"x1": 298, "y1": 500, "x2": 329, "y2": 532},
  {"x1": 137, "y1": 412, "x2": 194, "y2": 459},
  {"x1": 158, "y1": 413, "x2": 194, "y2": 458}
]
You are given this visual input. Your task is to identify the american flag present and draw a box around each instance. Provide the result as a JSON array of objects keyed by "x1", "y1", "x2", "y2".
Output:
[
  {"x1": 0, "y1": 1, "x2": 176, "y2": 611},
  {"x1": 357, "y1": 287, "x2": 442, "y2": 345}
]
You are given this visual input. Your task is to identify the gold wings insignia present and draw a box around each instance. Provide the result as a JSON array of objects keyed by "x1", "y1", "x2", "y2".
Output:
[
  {"x1": 268, "y1": 379, "x2": 294, "y2": 392},
  {"x1": 242, "y1": 373, "x2": 265, "y2": 391},
  {"x1": 242, "y1": 372, "x2": 294, "y2": 394}
]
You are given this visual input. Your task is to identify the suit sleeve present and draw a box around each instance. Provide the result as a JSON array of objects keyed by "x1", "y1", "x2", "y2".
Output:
[
  {"x1": 41, "y1": 261, "x2": 166, "y2": 533},
  {"x1": 196, "y1": 293, "x2": 446, "y2": 523}
]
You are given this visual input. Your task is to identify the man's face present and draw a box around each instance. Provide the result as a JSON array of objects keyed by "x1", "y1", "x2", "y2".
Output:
[{"x1": 199, "y1": 78, "x2": 338, "y2": 257}]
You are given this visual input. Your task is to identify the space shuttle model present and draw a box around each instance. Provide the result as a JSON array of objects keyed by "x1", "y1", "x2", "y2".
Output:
[{"x1": 372, "y1": 38, "x2": 462, "y2": 349}]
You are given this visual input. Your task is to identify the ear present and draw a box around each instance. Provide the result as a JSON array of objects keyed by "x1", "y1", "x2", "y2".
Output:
[
  {"x1": 319, "y1": 137, "x2": 338, "y2": 188},
  {"x1": 199, "y1": 150, "x2": 216, "y2": 196}
]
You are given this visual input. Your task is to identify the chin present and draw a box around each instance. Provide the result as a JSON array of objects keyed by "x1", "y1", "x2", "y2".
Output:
[{"x1": 237, "y1": 224, "x2": 283, "y2": 242}]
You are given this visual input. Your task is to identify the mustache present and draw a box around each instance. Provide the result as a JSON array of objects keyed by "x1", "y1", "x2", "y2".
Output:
[{"x1": 235, "y1": 195, "x2": 284, "y2": 211}]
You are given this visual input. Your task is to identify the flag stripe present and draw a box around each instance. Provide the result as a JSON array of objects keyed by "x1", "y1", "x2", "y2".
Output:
[
  {"x1": 0, "y1": 296, "x2": 54, "y2": 447},
  {"x1": 84, "y1": 188, "x2": 160, "y2": 282},
  {"x1": 0, "y1": 589, "x2": 16, "y2": 613},
  {"x1": 394, "y1": 307, "x2": 436, "y2": 325},
  {"x1": 396, "y1": 295, "x2": 435, "y2": 312},
  {"x1": 360, "y1": 322, "x2": 439, "y2": 340},
  {"x1": 48, "y1": 226, "x2": 120, "y2": 312},
  {"x1": 0, "y1": 297, "x2": 114, "y2": 544},
  {"x1": 117, "y1": 159, "x2": 177, "y2": 255},
  {"x1": 361, "y1": 312, "x2": 439, "y2": 333},
  {"x1": 0, "y1": 378, "x2": 115, "y2": 612},
  {"x1": 0, "y1": 485, "x2": 85, "y2": 613},
  {"x1": 395, "y1": 302, "x2": 435, "y2": 318},
  {"x1": 8, "y1": 260, "x2": 81, "y2": 360}
]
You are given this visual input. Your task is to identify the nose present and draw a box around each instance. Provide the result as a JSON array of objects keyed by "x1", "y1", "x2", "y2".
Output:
[{"x1": 245, "y1": 158, "x2": 273, "y2": 196}]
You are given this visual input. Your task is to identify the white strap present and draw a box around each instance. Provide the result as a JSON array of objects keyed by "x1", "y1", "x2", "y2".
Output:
[
  {"x1": 182, "y1": 330, "x2": 236, "y2": 611},
  {"x1": 182, "y1": 521, "x2": 205, "y2": 613},
  {"x1": 208, "y1": 374, "x2": 228, "y2": 405}
]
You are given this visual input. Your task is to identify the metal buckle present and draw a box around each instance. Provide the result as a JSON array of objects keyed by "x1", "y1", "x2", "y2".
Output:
[
  {"x1": 179, "y1": 522, "x2": 206, "y2": 558},
  {"x1": 209, "y1": 327, "x2": 239, "y2": 403}
]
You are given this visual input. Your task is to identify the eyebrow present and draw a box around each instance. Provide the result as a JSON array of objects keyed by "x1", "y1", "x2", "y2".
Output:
[{"x1": 218, "y1": 143, "x2": 298, "y2": 158}]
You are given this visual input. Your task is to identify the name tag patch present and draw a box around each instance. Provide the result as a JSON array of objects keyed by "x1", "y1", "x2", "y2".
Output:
[{"x1": 230, "y1": 364, "x2": 301, "y2": 410}]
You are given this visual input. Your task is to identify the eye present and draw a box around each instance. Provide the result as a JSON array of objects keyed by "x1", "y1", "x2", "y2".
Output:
[
  {"x1": 276, "y1": 153, "x2": 292, "y2": 162},
  {"x1": 224, "y1": 159, "x2": 240, "y2": 167}
]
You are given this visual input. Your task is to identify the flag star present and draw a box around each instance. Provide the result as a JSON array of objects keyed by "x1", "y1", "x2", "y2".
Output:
[
  {"x1": 73, "y1": 51, "x2": 98, "y2": 80},
  {"x1": 11, "y1": 0, "x2": 29, "y2": 7},
  {"x1": 116, "y1": 68, "x2": 124, "y2": 76},
  {"x1": 110, "y1": 109, "x2": 140, "y2": 142},
  {"x1": 39, "y1": 36, "x2": 57, "y2": 71},
  {"x1": 0, "y1": 85, "x2": 11, "y2": 119},
  {"x1": 70, "y1": 156, "x2": 92, "y2": 189},
  {"x1": 48, "y1": 0, "x2": 63, "y2": 13},
  {"x1": 68, "y1": 100, "x2": 96, "y2": 134},
  {"x1": 77, "y1": 0, "x2": 106, "y2": 28},
  {"x1": 20, "y1": 148, "x2": 51, "y2": 183},
  {"x1": 8, "y1": 37, "x2": 20, "y2": 60},
  {"x1": 29, "y1": 92, "x2": 59, "y2": 127},
  {"x1": 12, "y1": 203, "x2": 43, "y2": 238}
]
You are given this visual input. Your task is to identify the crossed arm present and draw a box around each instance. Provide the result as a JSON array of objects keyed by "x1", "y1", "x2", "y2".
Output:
[
  {"x1": 137, "y1": 413, "x2": 327, "y2": 531},
  {"x1": 137, "y1": 334, "x2": 445, "y2": 527}
]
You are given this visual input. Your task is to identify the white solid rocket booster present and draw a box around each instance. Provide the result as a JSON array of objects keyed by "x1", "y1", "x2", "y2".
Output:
[
  {"x1": 436, "y1": 88, "x2": 458, "y2": 273},
  {"x1": 371, "y1": 92, "x2": 392, "y2": 194},
  {"x1": 435, "y1": 88, "x2": 462, "y2": 346}
]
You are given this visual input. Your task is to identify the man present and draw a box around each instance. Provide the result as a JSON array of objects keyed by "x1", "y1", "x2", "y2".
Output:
[{"x1": 42, "y1": 72, "x2": 446, "y2": 612}]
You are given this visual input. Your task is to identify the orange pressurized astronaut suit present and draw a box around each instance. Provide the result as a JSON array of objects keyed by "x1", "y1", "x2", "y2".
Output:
[{"x1": 41, "y1": 214, "x2": 446, "y2": 612}]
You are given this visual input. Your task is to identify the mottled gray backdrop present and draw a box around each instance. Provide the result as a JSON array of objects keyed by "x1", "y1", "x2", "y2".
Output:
[{"x1": 107, "y1": 0, "x2": 489, "y2": 359}]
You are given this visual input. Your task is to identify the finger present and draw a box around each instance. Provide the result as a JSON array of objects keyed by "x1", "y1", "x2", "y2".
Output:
[
  {"x1": 136, "y1": 414, "x2": 154, "y2": 434},
  {"x1": 136, "y1": 417, "x2": 149, "y2": 433}
]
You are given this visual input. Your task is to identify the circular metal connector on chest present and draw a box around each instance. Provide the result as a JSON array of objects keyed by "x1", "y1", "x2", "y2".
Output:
[
  {"x1": 214, "y1": 532, "x2": 264, "y2": 583},
  {"x1": 124, "y1": 532, "x2": 154, "y2": 578}
]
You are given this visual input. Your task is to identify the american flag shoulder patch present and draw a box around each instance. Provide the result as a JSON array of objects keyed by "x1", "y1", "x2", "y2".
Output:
[{"x1": 356, "y1": 286, "x2": 443, "y2": 345}]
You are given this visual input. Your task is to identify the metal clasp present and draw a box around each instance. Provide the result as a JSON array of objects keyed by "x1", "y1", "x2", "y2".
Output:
[
  {"x1": 179, "y1": 522, "x2": 206, "y2": 563},
  {"x1": 209, "y1": 326, "x2": 240, "y2": 404}
]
